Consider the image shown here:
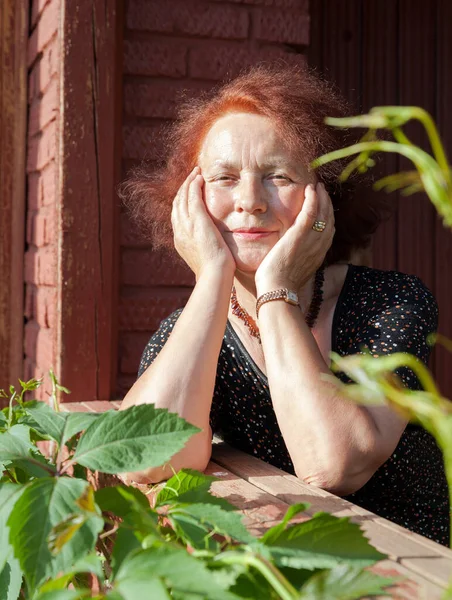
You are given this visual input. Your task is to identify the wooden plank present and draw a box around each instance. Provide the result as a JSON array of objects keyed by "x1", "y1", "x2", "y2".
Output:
[
  {"x1": 0, "y1": 0, "x2": 28, "y2": 401},
  {"x1": 212, "y1": 443, "x2": 452, "y2": 590},
  {"x1": 434, "y1": 0, "x2": 452, "y2": 400},
  {"x1": 58, "y1": 0, "x2": 123, "y2": 402}
]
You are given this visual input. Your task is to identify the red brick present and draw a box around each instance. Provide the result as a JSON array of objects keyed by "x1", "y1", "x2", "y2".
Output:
[
  {"x1": 24, "y1": 249, "x2": 39, "y2": 284},
  {"x1": 28, "y1": 37, "x2": 59, "y2": 103},
  {"x1": 122, "y1": 123, "x2": 169, "y2": 161},
  {"x1": 28, "y1": 207, "x2": 56, "y2": 247},
  {"x1": 119, "y1": 332, "x2": 154, "y2": 373},
  {"x1": 41, "y1": 162, "x2": 57, "y2": 206},
  {"x1": 121, "y1": 248, "x2": 194, "y2": 287},
  {"x1": 119, "y1": 287, "x2": 191, "y2": 332},
  {"x1": 28, "y1": 78, "x2": 58, "y2": 136},
  {"x1": 124, "y1": 39, "x2": 187, "y2": 78},
  {"x1": 35, "y1": 327, "x2": 55, "y2": 373},
  {"x1": 25, "y1": 246, "x2": 57, "y2": 286},
  {"x1": 37, "y1": 245, "x2": 57, "y2": 286},
  {"x1": 59, "y1": 402, "x2": 92, "y2": 412},
  {"x1": 31, "y1": 0, "x2": 52, "y2": 28},
  {"x1": 25, "y1": 285, "x2": 35, "y2": 320},
  {"x1": 23, "y1": 357, "x2": 35, "y2": 383},
  {"x1": 254, "y1": 9, "x2": 310, "y2": 45},
  {"x1": 28, "y1": 0, "x2": 60, "y2": 68},
  {"x1": 27, "y1": 162, "x2": 56, "y2": 210},
  {"x1": 24, "y1": 321, "x2": 40, "y2": 360},
  {"x1": 36, "y1": 287, "x2": 57, "y2": 329},
  {"x1": 127, "y1": 0, "x2": 249, "y2": 40},
  {"x1": 189, "y1": 43, "x2": 307, "y2": 80},
  {"x1": 124, "y1": 80, "x2": 211, "y2": 120},
  {"x1": 27, "y1": 121, "x2": 57, "y2": 173}
]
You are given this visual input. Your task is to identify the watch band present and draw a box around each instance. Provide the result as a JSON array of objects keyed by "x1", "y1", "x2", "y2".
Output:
[{"x1": 256, "y1": 288, "x2": 300, "y2": 318}]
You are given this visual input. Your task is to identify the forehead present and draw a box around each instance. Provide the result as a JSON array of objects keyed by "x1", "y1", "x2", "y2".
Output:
[{"x1": 198, "y1": 112, "x2": 296, "y2": 166}]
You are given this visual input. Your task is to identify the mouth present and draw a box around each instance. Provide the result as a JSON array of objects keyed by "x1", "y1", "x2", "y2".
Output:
[{"x1": 229, "y1": 228, "x2": 275, "y2": 240}]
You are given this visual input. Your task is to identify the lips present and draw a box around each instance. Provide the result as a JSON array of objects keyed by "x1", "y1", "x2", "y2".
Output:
[{"x1": 230, "y1": 228, "x2": 275, "y2": 240}]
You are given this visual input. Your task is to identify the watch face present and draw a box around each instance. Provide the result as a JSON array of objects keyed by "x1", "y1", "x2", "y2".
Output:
[{"x1": 287, "y1": 291, "x2": 298, "y2": 303}]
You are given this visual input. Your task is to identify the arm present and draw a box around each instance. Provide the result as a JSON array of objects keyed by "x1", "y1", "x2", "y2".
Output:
[
  {"x1": 121, "y1": 167, "x2": 235, "y2": 483},
  {"x1": 257, "y1": 300, "x2": 408, "y2": 496},
  {"x1": 255, "y1": 183, "x2": 417, "y2": 495}
]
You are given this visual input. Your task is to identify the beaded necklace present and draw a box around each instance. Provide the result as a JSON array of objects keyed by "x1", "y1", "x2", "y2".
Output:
[{"x1": 230, "y1": 266, "x2": 325, "y2": 344}]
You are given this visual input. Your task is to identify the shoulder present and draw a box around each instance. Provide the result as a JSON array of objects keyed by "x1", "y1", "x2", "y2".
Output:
[{"x1": 345, "y1": 264, "x2": 438, "y2": 319}]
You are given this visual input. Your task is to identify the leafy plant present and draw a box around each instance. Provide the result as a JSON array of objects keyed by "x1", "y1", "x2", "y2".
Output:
[
  {"x1": 0, "y1": 377, "x2": 393, "y2": 599},
  {"x1": 313, "y1": 106, "x2": 452, "y2": 593}
]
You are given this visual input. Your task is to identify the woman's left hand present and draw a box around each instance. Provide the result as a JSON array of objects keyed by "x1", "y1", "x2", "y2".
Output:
[{"x1": 255, "y1": 182, "x2": 335, "y2": 294}]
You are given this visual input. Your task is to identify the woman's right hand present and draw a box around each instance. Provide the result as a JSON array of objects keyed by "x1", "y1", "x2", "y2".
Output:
[{"x1": 172, "y1": 167, "x2": 236, "y2": 279}]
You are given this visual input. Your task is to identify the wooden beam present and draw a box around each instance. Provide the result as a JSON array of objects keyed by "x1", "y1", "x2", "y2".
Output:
[
  {"x1": 57, "y1": 0, "x2": 123, "y2": 401},
  {"x1": 0, "y1": 1, "x2": 28, "y2": 398}
]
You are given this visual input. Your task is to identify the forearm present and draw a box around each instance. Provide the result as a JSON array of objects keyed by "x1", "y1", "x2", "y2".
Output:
[
  {"x1": 121, "y1": 265, "x2": 234, "y2": 482},
  {"x1": 258, "y1": 301, "x2": 381, "y2": 494}
]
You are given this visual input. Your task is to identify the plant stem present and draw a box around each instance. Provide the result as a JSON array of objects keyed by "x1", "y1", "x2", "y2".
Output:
[
  {"x1": 96, "y1": 536, "x2": 113, "y2": 581},
  {"x1": 7, "y1": 391, "x2": 17, "y2": 429},
  {"x1": 213, "y1": 551, "x2": 298, "y2": 600}
]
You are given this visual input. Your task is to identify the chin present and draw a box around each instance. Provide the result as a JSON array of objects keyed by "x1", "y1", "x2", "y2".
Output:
[{"x1": 232, "y1": 250, "x2": 267, "y2": 273}]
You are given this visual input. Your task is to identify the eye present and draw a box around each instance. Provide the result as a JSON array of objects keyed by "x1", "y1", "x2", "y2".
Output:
[{"x1": 268, "y1": 174, "x2": 292, "y2": 182}]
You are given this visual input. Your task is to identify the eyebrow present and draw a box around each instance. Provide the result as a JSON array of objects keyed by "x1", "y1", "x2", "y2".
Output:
[{"x1": 210, "y1": 158, "x2": 295, "y2": 170}]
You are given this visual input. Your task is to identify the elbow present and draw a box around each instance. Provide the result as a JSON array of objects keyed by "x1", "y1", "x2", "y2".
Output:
[
  {"x1": 294, "y1": 452, "x2": 383, "y2": 497},
  {"x1": 123, "y1": 433, "x2": 213, "y2": 485}
]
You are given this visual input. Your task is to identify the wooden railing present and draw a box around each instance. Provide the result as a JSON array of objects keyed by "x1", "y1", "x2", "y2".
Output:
[{"x1": 61, "y1": 401, "x2": 452, "y2": 599}]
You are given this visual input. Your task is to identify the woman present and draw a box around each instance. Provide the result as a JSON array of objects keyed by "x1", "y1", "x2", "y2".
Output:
[{"x1": 120, "y1": 65, "x2": 448, "y2": 545}]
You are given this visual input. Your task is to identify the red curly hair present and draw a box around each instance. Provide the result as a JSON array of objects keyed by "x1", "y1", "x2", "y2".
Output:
[{"x1": 119, "y1": 63, "x2": 390, "y2": 265}]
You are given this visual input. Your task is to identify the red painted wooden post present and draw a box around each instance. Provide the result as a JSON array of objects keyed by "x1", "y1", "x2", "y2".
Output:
[
  {"x1": 58, "y1": 0, "x2": 123, "y2": 401},
  {"x1": 0, "y1": 1, "x2": 28, "y2": 401}
]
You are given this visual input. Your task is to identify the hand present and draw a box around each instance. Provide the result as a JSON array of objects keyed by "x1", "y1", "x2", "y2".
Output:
[
  {"x1": 172, "y1": 167, "x2": 236, "y2": 279},
  {"x1": 255, "y1": 182, "x2": 335, "y2": 293}
]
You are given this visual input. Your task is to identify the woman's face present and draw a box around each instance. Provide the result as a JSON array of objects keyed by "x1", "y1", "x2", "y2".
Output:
[{"x1": 198, "y1": 112, "x2": 315, "y2": 273}]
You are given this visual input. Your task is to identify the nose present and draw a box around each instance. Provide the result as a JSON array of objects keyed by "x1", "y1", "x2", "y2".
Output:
[{"x1": 233, "y1": 175, "x2": 268, "y2": 214}]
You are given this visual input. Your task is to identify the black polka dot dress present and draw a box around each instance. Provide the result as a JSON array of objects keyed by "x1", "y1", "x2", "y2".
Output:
[{"x1": 138, "y1": 264, "x2": 449, "y2": 546}]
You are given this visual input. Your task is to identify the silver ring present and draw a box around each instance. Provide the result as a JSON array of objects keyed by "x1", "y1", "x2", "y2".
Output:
[{"x1": 312, "y1": 220, "x2": 327, "y2": 232}]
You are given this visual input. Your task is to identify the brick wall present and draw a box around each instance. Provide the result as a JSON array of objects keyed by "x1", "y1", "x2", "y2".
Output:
[
  {"x1": 118, "y1": 0, "x2": 310, "y2": 396},
  {"x1": 24, "y1": 0, "x2": 60, "y2": 400}
]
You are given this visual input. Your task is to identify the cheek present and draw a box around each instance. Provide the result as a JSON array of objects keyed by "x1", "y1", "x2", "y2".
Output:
[
  {"x1": 204, "y1": 184, "x2": 231, "y2": 220},
  {"x1": 276, "y1": 189, "x2": 305, "y2": 226}
]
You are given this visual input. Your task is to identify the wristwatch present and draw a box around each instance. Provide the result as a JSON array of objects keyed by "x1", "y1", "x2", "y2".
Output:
[{"x1": 256, "y1": 288, "x2": 300, "y2": 318}]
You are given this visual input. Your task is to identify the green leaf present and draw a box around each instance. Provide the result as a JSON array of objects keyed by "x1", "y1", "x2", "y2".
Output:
[
  {"x1": 113, "y1": 577, "x2": 171, "y2": 600},
  {"x1": 95, "y1": 485, "x2": 158, "y2": 536},
  {"x1": 262, "y1": 512, "x2": 386, "y2": 570},
  {"x1": 0, "y1": 484, "x2": 25, "y2": 574},
  {"x1": 22, "y1": 402, "x2": 67, "y2": 443},
  {"x1": 260, "y1": 503, "x2": 309, "y2": 544},
  {"x1": 114, "y1": 546, "x2": 241, "y2": 600},
  {"x1": 22, "y1": 402, "x2": 100, "y2": 447},
  {"x1": 111, "y1": 528, "x2": 141, "y2": 579},
  {"x1": 37, "y1": 553, "x2": 104, "y2": 593},
  {"x1": 298, "y1": 564, "x2": 395, "y2": 599},
  {"x1": 168, "y1": 512, "x2": 220, "y2": 552},
  {"x1": 73, "y1": 405, "x2": 199, "y2": 474},
  {"x1": 0, "y1": 556, "x2": 22, "y2": 600},
  {"x1": 7, "y1": 478, "x2": 103, "y2": 590},
  {"x1": 0, "y1": 411, "x2": 7, "y2": 427},
  {"x1": 0, "y1": 425, "x2": 55, "y2": 477},
  {"x1": 170, "y1": 503, "x2": 254, "y2": 545},
  {"x1": 156, "y1": 469, "x2": 235, "y2": 511},
  {"x1": 35, "y1": 591, "x2": 90, "y2": 600}
]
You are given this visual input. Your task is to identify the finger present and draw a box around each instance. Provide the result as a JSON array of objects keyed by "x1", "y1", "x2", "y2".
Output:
[
  {"x1": 175, "y1": 166, "x2": 199, "y2": 220},
  {"x1": 296, "y1": 183, "x2": 319, "y2": 226},
  {"x1": 187, "y1": 173, "x2": 205, "y2": 218}
]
